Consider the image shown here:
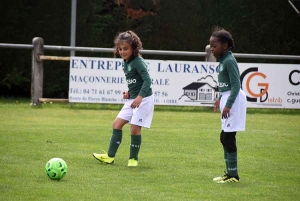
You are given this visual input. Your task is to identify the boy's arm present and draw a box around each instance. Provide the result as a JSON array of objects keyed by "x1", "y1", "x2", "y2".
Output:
[
  {"x1": 225, "y1": 60, "x2": 241, "y2": 108},
  {"x1": 135, "y1": 61, "x2": 151, "y2": 97}
]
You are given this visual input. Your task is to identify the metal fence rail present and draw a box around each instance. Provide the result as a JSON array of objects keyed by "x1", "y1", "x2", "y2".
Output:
[
  {"x1": 1, "y1": 42, "x2": 300, "y2": 60},
  {"x1": 1, "y1": 38, "x2": 300, "y2": 105},
  {"x1": 0, "y1": 43, "x2": 33, "y2": 49}
]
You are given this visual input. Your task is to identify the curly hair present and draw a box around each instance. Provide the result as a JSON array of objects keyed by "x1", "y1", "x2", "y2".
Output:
[
  {"x1": 113, "y1": 30, "x2": 143, "y2": 58},
  {"x1": 211, "y1": 27, "x2": 235, "y2": 51}
]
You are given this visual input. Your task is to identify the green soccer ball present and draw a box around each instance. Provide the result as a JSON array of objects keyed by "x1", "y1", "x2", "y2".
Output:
[{"x1": 45, "y1": 158, "x2": 68, "y2": 180}]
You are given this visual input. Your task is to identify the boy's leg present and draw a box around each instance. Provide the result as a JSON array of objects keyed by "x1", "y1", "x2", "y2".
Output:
[
  {"x1": 214, "y1": 131, "x2": 239, "y2": 183},
  {"x1": 108, "y1": 118, "x2": 128, "y2": 157},
  {"x1": 128, "y1": 125, "x2": 142, "y2": 167},
  {"x1": 93, "y1": 118, "x2": 128, "y2": 164},
  {"x1": 222, "y1": 131, "x2": 238, "y2": 177},
  {"x1": 216, "y1": 131, "x2": 240, "y2": 183},
  {"x1": 129, "y1": 135, "x2": 141, "y2": 159},
  {"x1": 107, "y1": 129, "x2": 123, "y2": 157},
  {"x1": 213, "y1": 130, "x2": 230, "y2": 182},
  {"x1": 127, "y1": 95, "x2": 154, "y2": 167},
  {"x1": 220, "y1": 130, "x2": 229, "y2": 171}
]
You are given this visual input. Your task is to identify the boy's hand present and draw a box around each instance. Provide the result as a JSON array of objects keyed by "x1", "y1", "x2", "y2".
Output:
[
  {"x1": 214, "y1": 100, "x2": 220, "y2": 112},
  {"x1": 123, "y1": 91, "x2": 130, "y2": 99},
  {"x1": 222, "y1": 107, "x2": 230, "y2": 119},
  {"x1": 131, "y1": 96, "x2": 143, "y2": 108}
]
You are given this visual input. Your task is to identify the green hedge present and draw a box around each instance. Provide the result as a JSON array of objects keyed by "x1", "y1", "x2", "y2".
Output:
[{"x1": 1, "y1": 0, "x2": 299, "y2": 97}]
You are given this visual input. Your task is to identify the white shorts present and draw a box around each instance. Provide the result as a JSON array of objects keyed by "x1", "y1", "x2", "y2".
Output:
[
  {"x1": 117, "y1": 95, "x2": 154, "y2": 128},
  {"x1": 220, "y1": 89, "x2": 247, "y2": 132}
]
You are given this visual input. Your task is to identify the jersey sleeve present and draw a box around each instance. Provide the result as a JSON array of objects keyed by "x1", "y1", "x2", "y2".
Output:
[
  {"x1": 225, "y1": 59, "x2": 241, "y2": 108},
  {"x1": 134, "y1": 58, "x2": 151, "y2": 97}
]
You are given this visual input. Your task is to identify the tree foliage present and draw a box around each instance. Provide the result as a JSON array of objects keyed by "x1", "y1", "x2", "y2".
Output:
[{"x1": 0, "y1": 0, "x2": 299, "y2": 97}]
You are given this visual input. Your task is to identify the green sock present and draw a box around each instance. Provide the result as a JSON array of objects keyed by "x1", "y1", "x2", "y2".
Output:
[
  {"x1": 107, "y1": 129, "x2": 122, "y2": 157},
  {"x1": 129, "y1": 135, "x2": 141, "y2": 160},
  {"x1": 227, "y1": 151, "x2": 238, "y2": 176},
  {"x1": 223, "y1": 146, "x2": 229, "y2": 172}
]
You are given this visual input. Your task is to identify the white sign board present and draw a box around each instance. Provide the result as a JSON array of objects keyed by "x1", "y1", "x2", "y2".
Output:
[{"x1": 69, "y1": 57, "x2": 300, "y2": 109}]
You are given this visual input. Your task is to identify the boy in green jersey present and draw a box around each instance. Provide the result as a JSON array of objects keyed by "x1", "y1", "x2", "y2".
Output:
[
  {"x1": 209, "y1": 28, "x2": 247, "y2": 183},
  {"x1": 93, "y1": 31, "x2": 154, "y2": 167}
]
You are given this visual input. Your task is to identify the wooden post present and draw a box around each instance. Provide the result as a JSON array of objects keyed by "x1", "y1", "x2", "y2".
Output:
[
  {"x1": 205, "y1": 45, "x2": 216, "y2": 62},
  {"x1": 31, "y1": 37, "x2": 44, "y2": 106}
]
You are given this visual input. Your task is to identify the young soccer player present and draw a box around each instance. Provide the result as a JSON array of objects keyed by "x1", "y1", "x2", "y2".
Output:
[
  {"x1": 93, "y1": 30, "x2": 154, "y2": 167},
  {"x1": 209, "y1": 28, "x2": 247, "y2": 183}
]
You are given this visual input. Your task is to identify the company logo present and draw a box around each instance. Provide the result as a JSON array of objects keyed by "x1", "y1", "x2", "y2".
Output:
[
  {"x1": 218, "y1": 82, "x2": 229, "y2": 87},
  {"x1": 123, "y1": 65, "x2": 132, "y2": 72},
  {"x1": 130, "y1": 144, "x2": 140, "y2": 148},
  {"x1": 287, "y1": 70, "x2": 300, "y2": 105},
  {"x1": 240, "y1": 68, "x2": 268, "y2": 102},
  {"x1": 289, "y1": 70, "x2": 300, "y2": 86},
  {"x1": 219, "y1": 64, "x2": 224, "y2": 72},
  {"x1": 126, "y1": 79, "x2": 136, "y2": 85},
  {"x1": 178, "y1": 75, "x2": 219, "y2": 106},
  {"x1": 240, "y1": 67, "x2": 282, "y2": 105}
]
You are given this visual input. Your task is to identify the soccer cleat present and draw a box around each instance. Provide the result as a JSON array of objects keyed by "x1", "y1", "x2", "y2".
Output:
[
  {"x1": 217, "y1": 175, "x2": 240, "y2": 183},
  {"x1": 213, "y1": 171, "x2": 228, "y2": 182},
  {"x1": 93, "y1": 153, "x2": 115, "y2": 164},
  {"x1": 128, "y1": 159, "x2": 138, "y2": 167}
]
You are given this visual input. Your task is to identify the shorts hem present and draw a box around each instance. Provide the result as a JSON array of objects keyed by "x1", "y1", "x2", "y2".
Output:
[{"x1": 223, "y1": 128, "x2": 245, "y2": 132}]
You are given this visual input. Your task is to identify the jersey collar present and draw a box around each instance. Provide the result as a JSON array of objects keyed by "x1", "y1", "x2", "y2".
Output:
[
  {"x1": 124, "y1": 56, "x2": 136, "y2": 64},
  {"x1": 219, "y1": 51, "x2": 232, "y2": 63}
]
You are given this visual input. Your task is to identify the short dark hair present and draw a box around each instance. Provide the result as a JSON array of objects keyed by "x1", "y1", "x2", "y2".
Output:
[
  {"x1": 113, "y1": 30, "x2": 143, "y2": 57},
  {"x1": 211, "y1": 27, "x2": 235, "y2": 51}
]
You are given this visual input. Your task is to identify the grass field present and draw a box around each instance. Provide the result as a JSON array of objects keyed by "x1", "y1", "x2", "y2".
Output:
[{"x1": 0, "y1": 99, "x2": 300, "y2": 201}]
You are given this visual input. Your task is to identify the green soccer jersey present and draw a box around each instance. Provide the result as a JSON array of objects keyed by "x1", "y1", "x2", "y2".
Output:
[
  {"x1": 123, "y1": 56, "x2": 152, "y2": 99},
  {"x1": 218, "y1": 51, "x2": 241, "y2": 108}
]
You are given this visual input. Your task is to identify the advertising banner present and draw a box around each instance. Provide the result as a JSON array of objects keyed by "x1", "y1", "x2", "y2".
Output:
[{"x1": 69, "y1": 57, "x2": 300, "y2": 109}]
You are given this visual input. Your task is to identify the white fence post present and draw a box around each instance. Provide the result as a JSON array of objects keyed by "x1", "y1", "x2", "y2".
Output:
[
  {"x1": 31, "y1": 37, "x2": 44, "y2": 106},
  {"x1": 205, "y1": 45, "x2": 216, "y2": 62}
]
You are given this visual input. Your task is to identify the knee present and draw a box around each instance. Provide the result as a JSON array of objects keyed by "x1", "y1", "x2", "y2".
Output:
[
  {"x1": 112, "y1": 120, "x2": 119, "y2": 129},
  {"x1": 223, "y1": 140, "x2": 237, "y2": 152},
  {"x1": 130, "y1": 125, "x2": 141, "y2": 135},
  {"x1": 222, "y1": 132, "x2": 237, "y2": 153},
  {"x1": 220, "y1": 130, "x2": 225, "y2": 145},
  {"x1": 113, "y1": 119, "x2": 126, "y2": 130}
]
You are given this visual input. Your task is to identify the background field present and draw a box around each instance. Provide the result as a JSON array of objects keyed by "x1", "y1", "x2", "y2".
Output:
[{"x1": 0, "y1": 99, "x2": 300, "y2": 201}]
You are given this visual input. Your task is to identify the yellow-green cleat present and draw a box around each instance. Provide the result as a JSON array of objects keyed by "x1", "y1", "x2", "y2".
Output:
[
  {"x1": 93, "y1": 153, "x2": 115, "y2": 164},
  {"x1": 213, "y1": 171, "x2": 228, "y2": 182},
  {"x1": 128, "y1": 159, "x2": 138, "y2": 167},
  {"x1": 217, "y1": 175, "x2": 240, "y2": 183}
]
